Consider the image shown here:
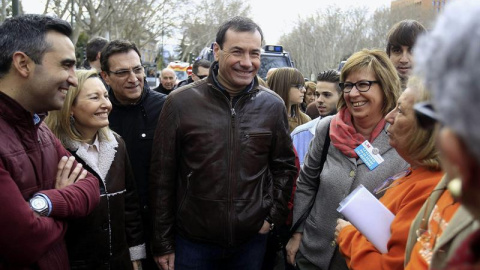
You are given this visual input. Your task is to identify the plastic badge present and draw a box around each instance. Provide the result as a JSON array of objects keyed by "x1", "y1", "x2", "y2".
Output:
[{"x1": 355, "y1": 140, "x2": 384, "y2": 170}]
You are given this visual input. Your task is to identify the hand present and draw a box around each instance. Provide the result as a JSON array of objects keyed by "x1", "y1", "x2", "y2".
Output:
[
  {"x1": 258, "y1": 220, "x2": 271, "y2": 234},
  {"x1": 286, "y1": 232, "x2": 302, "y2": 265},
  {"x1": 335, "y1": 219, "x2": 351, "y2": 242},
  {"x1": 132, "y1": 260, "x2": 140, "y2": 270},
  {"x1": 154, "y1": 253, "x2": 175, "y2": 270},
  {"x1": 55, "y1": 156, "x2": 88, "y2": 189}
]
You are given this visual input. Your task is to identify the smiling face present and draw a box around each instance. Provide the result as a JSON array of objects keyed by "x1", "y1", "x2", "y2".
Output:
[
  {"x1": 29, "y1": 31, "x2": 78, "y2": 113},
  {"x1": 102, "y1": 49, "x2": 144, "y2": 105},
  {"x1": 316, "y1": 81, "x2": 340, "y2": 117},
  {"x1": 213, "y1": 29, "x2": 262, "y2": 90},
  {"x1": 385, "y1": 87, "x2": 417, "y2": 161},
  {"x1": 71, "y1": 77, "x2": 112, "y2": 140},
  {"x1": 160, "y1": 69, "x2": 177, "y2": 90},
  {"x1": 343, "y1": 68, "x2": 385, "y2": 123}
]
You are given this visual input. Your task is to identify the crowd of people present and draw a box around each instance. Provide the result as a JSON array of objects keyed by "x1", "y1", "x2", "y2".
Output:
[{"x1": 1, "y1": 1, "x2": 480, "y2": 269}]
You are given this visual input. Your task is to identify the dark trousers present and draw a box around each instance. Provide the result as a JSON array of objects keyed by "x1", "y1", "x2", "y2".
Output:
[{"x1": 175, "y1": 233, "x2": 268, "y2": 270}]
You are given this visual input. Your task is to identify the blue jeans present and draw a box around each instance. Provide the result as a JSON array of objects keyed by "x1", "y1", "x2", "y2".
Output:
[{"x1": 175, "y1": 233, "x2": 269, "y2": 270}]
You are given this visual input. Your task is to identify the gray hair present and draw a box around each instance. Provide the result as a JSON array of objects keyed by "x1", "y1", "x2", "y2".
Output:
[{"x1": 414, "y1": 0, "x2": 480, "y2": 162}]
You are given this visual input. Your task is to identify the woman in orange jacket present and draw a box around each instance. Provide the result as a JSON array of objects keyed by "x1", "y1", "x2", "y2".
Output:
[{"x1": 334, "y1": 76, "x2": 443, "y2": 270}]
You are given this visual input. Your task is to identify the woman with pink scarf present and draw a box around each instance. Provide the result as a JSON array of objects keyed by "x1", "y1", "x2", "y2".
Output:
[{"x1": 285, "y1": 49, "x2": 408, "y2": 270}]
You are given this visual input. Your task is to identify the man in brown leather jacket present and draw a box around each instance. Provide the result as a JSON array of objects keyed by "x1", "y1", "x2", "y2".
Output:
[{"x1": 149, "y1": 16, "x2": 297, "y2": 270}]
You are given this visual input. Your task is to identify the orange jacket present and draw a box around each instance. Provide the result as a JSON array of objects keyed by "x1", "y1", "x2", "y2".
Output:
[{"x1": 337, "y1": 167, "x2": 443, "y2": 270}]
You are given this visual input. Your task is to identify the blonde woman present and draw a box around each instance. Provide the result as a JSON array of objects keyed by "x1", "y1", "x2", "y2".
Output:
[
  {"x1": 46, "y1": 69, "x2": 145, "y2": 270},
  {"x1": 286, "y1": 49, "x2": 408, "y2": 270},
  {"x1": 335, "y1": 76, "x2": 443, "y2": 270}
]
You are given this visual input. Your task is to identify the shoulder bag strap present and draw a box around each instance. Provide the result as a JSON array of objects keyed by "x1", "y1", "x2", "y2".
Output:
[{"x1": 290, "y1": 125, "x2": 330, "y2": 234}]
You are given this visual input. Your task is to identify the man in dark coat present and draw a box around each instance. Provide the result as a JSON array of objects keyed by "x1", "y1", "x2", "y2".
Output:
[{"x1": 100, "y1": 39, "x2": 167, "y2": 270}]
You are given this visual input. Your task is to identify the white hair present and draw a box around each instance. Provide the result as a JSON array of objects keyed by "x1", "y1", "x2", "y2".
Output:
[{"x1": 414, "y1": 0, "x2": 480, "y2": 162}]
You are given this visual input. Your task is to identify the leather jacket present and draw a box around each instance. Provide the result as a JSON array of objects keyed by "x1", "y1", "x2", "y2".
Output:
[{"x1": 150, "y1": 68, "x2": 297, "y2": 256}]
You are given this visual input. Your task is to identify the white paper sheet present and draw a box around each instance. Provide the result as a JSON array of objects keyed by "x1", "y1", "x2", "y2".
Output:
[{"x1": 337, "y1": 184, "x2": 395, "y2": 254}]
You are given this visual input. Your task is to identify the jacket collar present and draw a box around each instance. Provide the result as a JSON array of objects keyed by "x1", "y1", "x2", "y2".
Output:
[
  {"x1": 0, "y1": 91, "x2": 43, "y2": 130},
  {"x1": 108, "y1": 82, "x2": 150, "y2": 108},
  {"x1": 209, "y1": 61, "x2": 258, "y2": 96},
  {"x1": 64, "y1": 130, "x2": 118, "y2": 183}
]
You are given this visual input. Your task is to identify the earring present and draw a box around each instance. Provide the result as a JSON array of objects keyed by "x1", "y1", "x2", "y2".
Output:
[
  {"x1": 447, "y1": 177, "x2": 462, "y2": 199},
  {"x1": 70, "y1": 115, "x2": 75, "y2": 126}
]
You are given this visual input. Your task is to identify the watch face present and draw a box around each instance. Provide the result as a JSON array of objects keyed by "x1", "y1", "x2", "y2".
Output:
[{"x1": 32, "y1": 197, "x2": 47, "y2": 209}]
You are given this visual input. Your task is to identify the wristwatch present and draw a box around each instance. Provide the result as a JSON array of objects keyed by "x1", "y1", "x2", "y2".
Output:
[
  {"x1": 30, "y1": 195, "x2": 50, "y2": 216},
  {"x1": 265, "y1": 216, "x2": 275, "y2": 231}
]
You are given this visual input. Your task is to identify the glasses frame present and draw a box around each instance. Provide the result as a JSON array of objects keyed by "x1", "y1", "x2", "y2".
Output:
[
  {"x1": 291, "y1": 84, "x2": 305, "y2": 91},
  {"x1": 339, "y1": 80, "x2": 379, "y2": 93},
  {"x1": 373, "y1": 168, "x2": 412, "y2": 195},
  {"x1": 108, "y1": 66, "x2": 144, "y2": 78}
]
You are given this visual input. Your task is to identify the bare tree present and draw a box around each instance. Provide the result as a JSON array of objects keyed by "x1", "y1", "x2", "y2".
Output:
[
  {"x1": 281, "y1": 6, "x2": 372, "y2": 78},
  {"x1": 279, "y1": 4, "x2": 440, "y2": 79},
  {"x1": 40, "y1": 0, "x2": 187, "y2": 49},
  {"x1": 177, "y1": 0, "x2": 251, "y2": 62}
]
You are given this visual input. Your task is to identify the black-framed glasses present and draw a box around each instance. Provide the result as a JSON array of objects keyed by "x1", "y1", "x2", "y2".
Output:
[
  {"x1": 196, "y1": 75, "x2": 207, "y2": 80},
  {"x1": 414, "y1": 102, "x2": 440, "y2": 130},
  {"x1": 291, "y1": 84, "x2": 305, "y2": 91},
  {"x1": 339, "y1": 80, "x2": 379, "y2": 93},
  {"x1": 109, "y1": 66, "x2": 144, "y2": 78}
]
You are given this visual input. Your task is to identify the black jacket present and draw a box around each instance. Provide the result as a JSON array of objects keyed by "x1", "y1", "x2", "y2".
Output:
[
  {"x1": 149, "y1": 64, "x2": 297, "y2": 256},
  {"x1": 108, "y1": 84, "x2": 166, "y2": 210},
  {"x1": 65, "y1": 133, "x2": 144, "y2": 270},
  {"x1": 153, "y1": 84, "x2": 176, "y2": 95}
]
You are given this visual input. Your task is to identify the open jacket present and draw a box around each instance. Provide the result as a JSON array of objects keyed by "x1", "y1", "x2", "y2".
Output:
[
  {"x1": 0, "y1": 92, "x2": 99, "y2": 269},
  {"x1": 292, "y1": 116, "x2": 409, "y2": 270},
  {"x1": 108, "y1": 84, "x2": 166, "y2": 211},
  {"x1": 64, "y1": 131, "x2": 145, "y2": 270},
  {"x1": 149, "y1": 67, "x2": 298, "y2": 256}
]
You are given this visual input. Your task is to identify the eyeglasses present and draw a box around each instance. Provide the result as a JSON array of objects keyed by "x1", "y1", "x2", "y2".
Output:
[
  {"x1": 339, "y1": 80, "x2": 379, "y2": 93},
  {"x1": 108, "y1": 66, "x2": 144, "y2": 78},
  {"x1": 414, "y1": 102, "x2": 440, "y2": 130},
  {"x1": 196, "y1": 75, "x2": 207, "y2": 80},
  {"x1": 292, "y1": 84, "x2": 305, "y2": 90},
  {"x1": 373, "y1": 168, "x2": 412, "y2": 195}
]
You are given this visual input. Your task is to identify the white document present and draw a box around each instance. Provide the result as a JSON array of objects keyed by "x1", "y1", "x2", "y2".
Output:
[{"x1": 337, "y1": 184, "x2": 395, "y2": 254}]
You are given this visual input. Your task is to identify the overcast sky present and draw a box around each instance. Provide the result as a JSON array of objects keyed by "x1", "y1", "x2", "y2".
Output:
[
  {"x1": 22, "y1": 0, "x2": 393, "y2": 44},
  {"x1": 248, "y1": 0, "x2": 393, "y2": 44}
]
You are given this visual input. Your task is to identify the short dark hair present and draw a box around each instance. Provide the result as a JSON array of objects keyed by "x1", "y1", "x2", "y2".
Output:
[
  {"x1": 100, "y1": 40, "x2": 141, "y2": 74},
  {"x1": 86, "y1": 37, "x2": 109, "y2": 62},
  {"x1": 215, "y1": 16, "x2": 264, "y2": 49},
  {"x1": 192, "y1": 59, "x2": 212, "y2": 75},
  {"x1": 0, "y1": 14, "x2": 72, "y2": 78},
  {"x1": 386, "y1": 20, "x2": 427, "y2": 56},
  {"x1": 317, "y1": 69, "x2": 341, "y2": 93}
]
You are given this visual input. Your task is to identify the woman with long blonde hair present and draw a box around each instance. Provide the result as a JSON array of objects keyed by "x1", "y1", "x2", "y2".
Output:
[{"x1": 46, "y1": 69, "x2": 145, "y2": 270}]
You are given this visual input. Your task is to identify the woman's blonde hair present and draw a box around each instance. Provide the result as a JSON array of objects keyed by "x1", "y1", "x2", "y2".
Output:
[
  {"x1": 405, "y1": 76, "x2": 441, "y2": 170},
  {"x1": 339, "y1": 49, "x2": 402, "y2": 116},
  {"x1": 304, "y1": 81, "x2": 316, "y2": 104},
  {"x1": 46, "y1": 69, "x2": 112, "y2": 144}
]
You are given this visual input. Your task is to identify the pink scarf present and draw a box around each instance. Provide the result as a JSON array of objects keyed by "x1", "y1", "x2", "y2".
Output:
[{"x1": 330, "y1": 108, "x2": 386, "y2": 158}]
